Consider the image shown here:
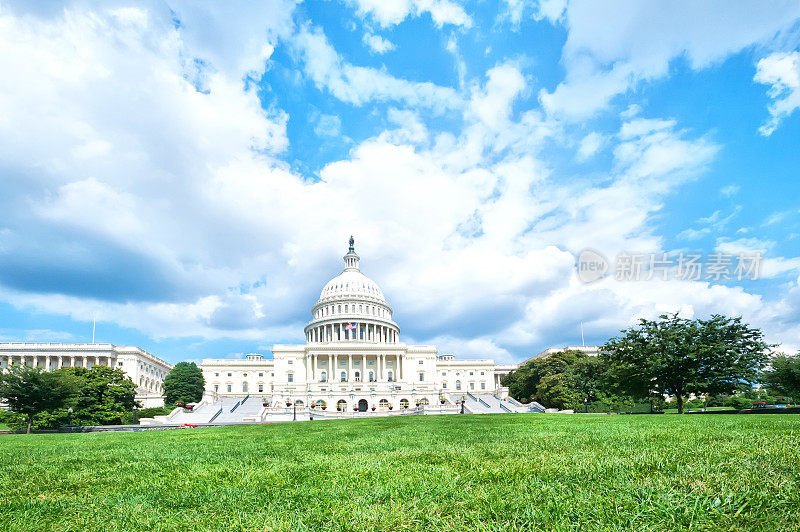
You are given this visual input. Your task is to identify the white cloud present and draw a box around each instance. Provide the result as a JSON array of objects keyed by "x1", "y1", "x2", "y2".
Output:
[
  {"x1": 720, "y1": 184, "x2": 740, "y2": 197},
  {"x1": 345, "y1": 0, "x2": 472, "y2": 28},
  {"x1": 540, "y1": 2, "x2": 800, "y2": 119},
  {"x1": 755, "y1": 51, "x2": 800, "y2": 135},
  {"x1": 293, "y1": 25, "x2": 460, "y2": 109},
  {"x1": 362, "y1": 33, "x2": 396, "y2": 54},
  {"x1": 577, "y1": 132, "x2": 603, "y2": 160},
  {"x1": 2, "y1": 1, "x2": 800, "y2": 363}
]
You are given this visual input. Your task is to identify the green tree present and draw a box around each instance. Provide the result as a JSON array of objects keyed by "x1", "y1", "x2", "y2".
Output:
[
  {"x1": 762, "y1": 353, "x2": 800, "y2": 402},
  {"x1": 163, "y1": 362, "x2": 205, "y2": 406},
  {"x1": 502, "y1": 350, "x2": 612, "y2": 410},
  {"x1": 0, "y1": 366, "x2": 78, "y2": 433},
  {"x1": 602, "y1": 313, "x2": 771, "y2": 413},
  {"x1": 61, "y1": 366, "x2": 137, "y2": 425}
]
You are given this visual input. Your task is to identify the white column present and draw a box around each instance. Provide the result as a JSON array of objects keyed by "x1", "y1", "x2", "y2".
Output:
[
  {"x1": 379, "y1": 354, "x2": 384, "y2": 381},
  {"x1": 329, "y1": 354, "x2": 333, "y2": 382},
  {"x1": 58, "y1": 357, "x2": 63, "y2": 369},
  {"x1": 348, "y1": 354, "x2": 352, "y2": 382},
  {"x1": 45, "y1": 357, "x2": 51, "y2": 371}
]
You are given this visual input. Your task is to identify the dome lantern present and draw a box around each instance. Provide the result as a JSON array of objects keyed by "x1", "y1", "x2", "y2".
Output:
[{"x1": 344, "y1": 235, "x2": 360, "y2": 271}]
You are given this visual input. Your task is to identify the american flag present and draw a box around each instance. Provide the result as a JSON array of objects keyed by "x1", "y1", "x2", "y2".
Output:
[{"x1": 344, "y1": 322, "x2": 357, "y2": 330}]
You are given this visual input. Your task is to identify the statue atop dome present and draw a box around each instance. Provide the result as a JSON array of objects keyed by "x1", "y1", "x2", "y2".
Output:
[{"x1": 348, "y1": 235, "x2": 355, "y2": 253}]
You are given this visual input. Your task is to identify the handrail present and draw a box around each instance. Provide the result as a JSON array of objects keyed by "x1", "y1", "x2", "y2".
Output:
[
  {"x1": 478, "y1": 396, "x2": 491, "y2": 408},
  {"x1": 230, "y1": 399, "x2": 242, "y2": 413},
  {"x1": 466, "y1": 392, "x2": 477, "y2": 401},
  {"x1": 208, "y1": 405, "x2": 223, "y2": 423},
  {"x1": 499, "y1": 402, "x2": 512, "y2": 413},
  {"x1": 241, "y1": 394, "x2": 250, "y2": 404}
]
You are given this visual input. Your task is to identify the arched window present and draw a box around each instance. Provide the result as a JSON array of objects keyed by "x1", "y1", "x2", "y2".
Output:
[
  {"x1": 456, "y1": 380, "x2": 461, "y2": 390},
  {"x1": 359, "y1": 304, "x2": 362, "y2": 313},
  {"x1": 369, "y1": 371, "x2": 374, "y2": 382},
  {"x1": 387, "y1": 371, "x2": 393, "y2": 382},
  {"x1": 338, "y1": 305, "x2": 341, "y2": 312},
  {"x1": 379, "y1": 398, "x2": 389, "y2": 408},
  {"x1": 340, "y1": 371, "x2": 346, "y2": 382},
  {"x1": 337, "y1": 399, "x2": 347, "y2": 411},
  {"x1": 320, "y1": 371, "x2": 327, "y2": 382},
  {"x1": 316, "y1": 399, "x2": 326, "y2": 408},
  {"x1": 419, "y1": 398, "x2": 429, "y2": 405},
  {"x1": 400, "y1": 398, "x2": 409, "y2": 409},
  {"x1": 345, "y1": 304, "x2": 348, "y2": 312},
  {"x1": 295, "y1": 400, "x2": 304, "y2": 406}
]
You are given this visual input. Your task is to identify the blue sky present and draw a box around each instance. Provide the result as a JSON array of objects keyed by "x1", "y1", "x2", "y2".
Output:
[{"x1": 1, "y1": 0, "x2": 800, "y2": 364}]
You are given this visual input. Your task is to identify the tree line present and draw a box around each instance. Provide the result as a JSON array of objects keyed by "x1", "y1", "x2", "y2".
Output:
[
  {"x1": 0, "y1": 361, "x2": 205, "y2": 433},
  {"x1": 503, "y1": 313, "x2": 799, "y2": 413}
]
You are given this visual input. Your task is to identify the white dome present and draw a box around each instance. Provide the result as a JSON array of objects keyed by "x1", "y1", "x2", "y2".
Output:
[{"x1": 319, "y1": 270, "x2": 386, "y2": 302}]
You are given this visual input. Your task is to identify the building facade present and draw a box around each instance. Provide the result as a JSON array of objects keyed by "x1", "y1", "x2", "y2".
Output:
[
  {"x1": 0, "y1": 342, "x2": 173, "y2": 407},
  {"x1": 200, "y1": 239, "x2": 514, "y2": 412}
]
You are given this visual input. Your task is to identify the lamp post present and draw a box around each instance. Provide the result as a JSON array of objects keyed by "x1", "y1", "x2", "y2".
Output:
[
  {"x1": 584, "y1": 397, "x2": 588, "y2": 414},
  {"x1": 67, "y1": 407, "x2": 74, "y2": 427},
  {"x1": 286, "y1": 401, "x2": 296, "y2": 422}
]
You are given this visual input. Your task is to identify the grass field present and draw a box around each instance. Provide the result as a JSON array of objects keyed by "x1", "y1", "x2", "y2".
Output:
[{"x1": 1, "y1": 414, "x2": 798, "y2": 531}]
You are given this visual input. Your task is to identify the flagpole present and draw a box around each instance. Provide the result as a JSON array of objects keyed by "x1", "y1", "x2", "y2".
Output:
[
  {"x1": 580, "y1": 322, "x2": 585, "y2": 346},
  {"x1": 92, "y1": 316, "x2": 96, "y2": 344}
]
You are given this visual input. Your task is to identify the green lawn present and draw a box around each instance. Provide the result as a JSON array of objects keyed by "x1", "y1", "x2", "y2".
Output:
[{"x1": 1, "y1": 415, "x2": 798, "y2": 531}]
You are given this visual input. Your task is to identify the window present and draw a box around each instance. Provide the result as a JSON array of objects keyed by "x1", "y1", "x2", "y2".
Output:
[
  {"x1": 469, "y1": 372, "x2": 473, "y2": 376},
  {"x1": 243, "y1": 382, "x2": 248, "y2": 392},
  {"x1": 369, "y1": 371, "x2": 374, "y2": 382},
  {"x1": 359, "y1": 304, "x2": 362, "y2": 312},
  {"x1": 271, "y1": 373, "x2": 274, "y2": 377},
  {"x1": 337, "y1": 399, "x2": 347, "y2": 411},
  {"x1": 387, "y1": 371, "x2": 393, "y2": 382},
  {"x1": 340, "y1": 371, "x2": 346, "y2": 382},
  {"x1": 419, "y1": 360, "x2": 424, "y2": 365},
  {"x1": 227, "y1": 384, "x2": 232, "y2": 393},
  {"x1": 456, "y1": 380, "x2": 461, "y2": 390},
  {"x1": 400, "y1": 398, "x2": 409, "y2": 408},
  {"x1": 214, "y1": 384, "x2": 219, "y2": 392},
  {"x1": 321, "y1": 371, "x2": 327, "y2": 382},
  {"x1": 379, "y1": 399, "x2": 389, "y2": 408},
  {"x1": 470, "y1": 382, "x2": 475, "y2": 390},
  {"x1": 288, "y1": 373, "x2": 294, "y2": 383},
  {"x1": 227, "y1": 373, "x2": 232, "y2": 377},
  {"x1": 419, "y1": 373, "x2": 424, "y2": 382},
  {"x1": 480, "y1": 372, "x2": 484, "y2": 376},
  {"x1": 295, "y1": 400, "x2": 304, "y2": 407},
  {"x1": 481, "y1": 382, "x2": 486, "y2": 390},
  {"x1": 259, "y1": 372, "x2": 263, "y2": 377},
  {"x1": 387, "y1": 361, "x2": 392, "y2": 366},
  {"x1": 321, "y1": 360, "x2": 326, "y2": 366},
  {"x1": 243, "y1": 373, "x2": 247, "y2": 377},
  {"x1": 337, "y1": 305, "x2": 341, "y2": 312},
  {"x1": 215, "y1": 372, "x2": 219, "y2": 377},
  {"x1": 341, "y1": 361, "x2": 346, "y2": 366},
  {"x1": 443, "y1": 382, "x2": 447, "y2": 389},
  {"x1": 258, "y1": 384, "x2": 264, "y2": 393},
  {"x1": 355, "y1": 371, "x2": 361, "y2": 382},
  {"x1": 288, "y1": 360, "x2": 293, "y2": 365},
  {"x1": 345, "y1": 304, "x2": 348, "y2": 312}
]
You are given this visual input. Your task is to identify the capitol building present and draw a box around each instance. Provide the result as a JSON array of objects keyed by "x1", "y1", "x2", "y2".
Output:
[{"x1": 199, "y1": 238, "x2": 519, "y2": 413}]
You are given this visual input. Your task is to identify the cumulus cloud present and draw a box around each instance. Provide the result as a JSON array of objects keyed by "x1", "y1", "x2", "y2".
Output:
[
  {"x1": 539, "y1": 1, "x2": 800, "y2": 119},
  {"x1": 2, "y1": 1, "x2": 800, "y2": 362},
  {"x1": 345, "y1": 0, "x2": 472, "y2": 28},
  {"x1": 362, "y1": 33, "x2": 396, "y2": 54},
  {"x1": 293, "y1": 24, "x2": 460, "y2": 109},
  {"x1": 755, "y1": 51, "x2": 800, "y2": 135}
]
